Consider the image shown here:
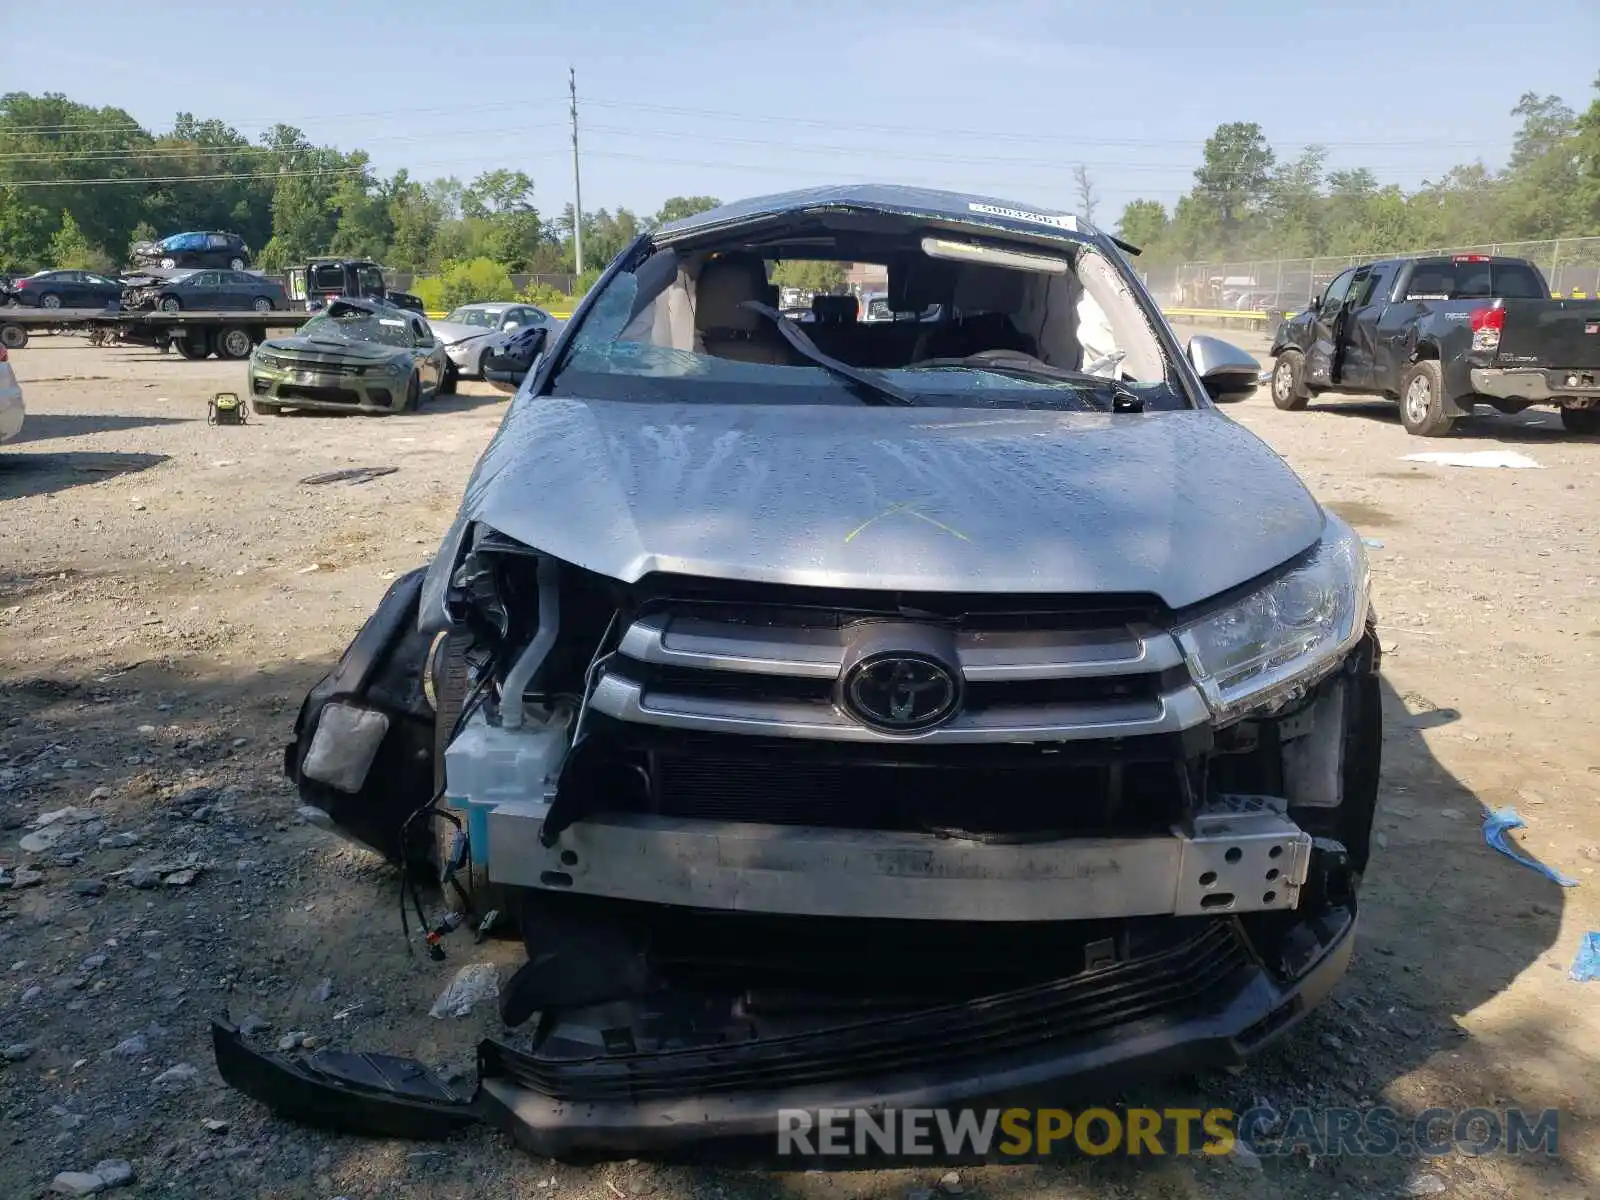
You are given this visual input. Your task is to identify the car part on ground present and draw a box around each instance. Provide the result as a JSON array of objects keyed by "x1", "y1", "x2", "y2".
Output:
[
  {"x1": 248, "y1": 299, "x2": 446, "y2": 415},
  {"x1": 243, "y1": 184, "x2": 1381, "y2": 1159}
]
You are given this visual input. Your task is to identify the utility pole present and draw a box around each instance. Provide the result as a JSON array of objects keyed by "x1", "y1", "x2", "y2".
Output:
[{"x1": 569, "y1": 66, "x2": 584, "y2": 276}]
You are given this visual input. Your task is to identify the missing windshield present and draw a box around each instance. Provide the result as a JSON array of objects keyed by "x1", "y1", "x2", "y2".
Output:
[{"x1": 549, "y1": 213, "x2": 1185, "y2": 411}]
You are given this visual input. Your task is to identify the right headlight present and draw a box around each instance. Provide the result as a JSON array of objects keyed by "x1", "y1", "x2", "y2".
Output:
[{"x1": 1172, "y1": 514, "x2": 1370, "y2": 722}]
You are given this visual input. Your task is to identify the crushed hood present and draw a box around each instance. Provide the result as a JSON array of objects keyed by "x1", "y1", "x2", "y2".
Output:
[
  {"x1": 442, "y1": 398, "x2": 1325, "y2": 610},
  {"x1": 429, "y1": 320, "x2": 496, "y2": 346}
]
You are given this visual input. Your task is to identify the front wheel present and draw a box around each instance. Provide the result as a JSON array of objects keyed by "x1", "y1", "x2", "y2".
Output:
[
  {"x1": 229, "y1": 257, "x2": 246, "y2": 272},
  {"x1": 439, "y1": 361, "x2": 459, "y2": 395},
  {"x1": 1560, "y1": 405, "x2": 1600, "y2": 436},
  {"x1": 1270, "y1": 352, "x2": 1309, "y2": 411},
  {"x1": 159, "y1": 296, "x2": 181, "y2": 313},
  {"x1": 252, "y1": 400, "x2": 281, "y2": 416},
  {"x1": 39, "y1": 293, "x2": 62, "y2": 310},
  {"x1": 1399, "y1": 360, "x2": 1454, "y2": 437},
  {"x1": 399, "y1": 371, "x2": 420, "y2": 412}
]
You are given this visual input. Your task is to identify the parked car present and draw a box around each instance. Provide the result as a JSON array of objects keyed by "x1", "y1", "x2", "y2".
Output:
[
  {"x1": 230, "y1": 185, "x2": 1381, "y2": 1159},
  {"x1": 122, "y1": 269, "x2": 289, "y2": 313},
  {"x1": 286, "y1": 259, "x2": 424, "y2": 314},
  {"x1": 130, "y1": 231, "x2": 251, "y2": 271},
  {"x1": 0, "y1": 345, "x2": 22, "y2": 443},
  {"x1": 7, "y1": 269, "x2": 124, "y2": 309},
  {"x1": 247, "y1": 297, "x2": 447, "y2": 415},
  {"x1": 429, "y1": 302, "x2": 552, "y2": 383},
  {"x1": 1269, "y1": 254, "x2": 1600, "y2": 436}
]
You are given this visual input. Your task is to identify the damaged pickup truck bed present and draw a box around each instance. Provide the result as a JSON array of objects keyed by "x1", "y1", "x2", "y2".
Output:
[{"x1": 223, "y1": 184, "x2": 1382, "y2": 1160}]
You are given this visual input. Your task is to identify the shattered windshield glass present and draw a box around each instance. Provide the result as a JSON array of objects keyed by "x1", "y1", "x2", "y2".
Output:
[
  {"x1": 301, "y1": 312, "x2": 411, "y2": 348},
  {"x1": 548, "y1": 235, "x2": 1187, "y2": 412}
]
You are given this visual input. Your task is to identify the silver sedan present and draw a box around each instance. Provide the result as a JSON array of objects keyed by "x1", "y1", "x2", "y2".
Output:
[{"x1": 430, "y1": 302, "x2": 552, "y2": 379}]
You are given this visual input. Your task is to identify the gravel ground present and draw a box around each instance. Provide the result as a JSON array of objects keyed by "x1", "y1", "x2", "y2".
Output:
[{"x1": 0, "y1": 331, "x2": 1597, "y2": 1199}]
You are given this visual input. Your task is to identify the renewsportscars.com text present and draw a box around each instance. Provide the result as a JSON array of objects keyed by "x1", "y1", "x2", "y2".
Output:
[{"x1": 776, "y1": 1106, "x2": 1561, "y2": 1161}]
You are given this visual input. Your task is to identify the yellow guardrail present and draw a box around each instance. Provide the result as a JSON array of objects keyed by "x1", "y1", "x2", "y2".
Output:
[
  {"x1": 425, "y1": 308, "x2": 575, "y2": 321},
  {"x1": 1163, "y1": 307, "x2": 1278, "y2": 323}
]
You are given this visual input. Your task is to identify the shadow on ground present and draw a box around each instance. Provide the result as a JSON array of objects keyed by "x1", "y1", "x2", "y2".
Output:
[
  {"x1": 1306, "y1": 398, "x2": 1586, "y2": 443},
  {"x1": 0, "y1": 450, "x2": 168, "y2": 501},
  {"x1": 0, "y1": 654, "x2": 1587, "y2": 1198},
  {"x1": 6, "y1": 413, "x2": 189, "y2": 444}
]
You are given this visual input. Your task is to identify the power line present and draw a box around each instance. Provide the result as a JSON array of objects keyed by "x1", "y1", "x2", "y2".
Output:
[
  {"x1": 0, "y1": 96, "x2": 1506, "y2": 152},
  {"x1": 4, "y1": 165, "x2": 371, "y2": 188}
]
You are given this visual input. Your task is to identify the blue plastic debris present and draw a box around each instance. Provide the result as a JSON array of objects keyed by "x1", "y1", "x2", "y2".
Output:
[
  {"x1": 1362, "y1": 537, "x2": 1385, "y2": 550},
  {"x1": 1572, "y1": 933, "x2": 1600, "y2": 982},
  {"x1": 1483, "y1": 807, "x2": 1579, "y2": 888}
]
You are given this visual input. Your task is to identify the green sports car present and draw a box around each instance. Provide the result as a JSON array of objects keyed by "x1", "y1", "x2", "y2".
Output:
[{"x1": 248, "y1": 299, "x2": 449, "y2": 415}]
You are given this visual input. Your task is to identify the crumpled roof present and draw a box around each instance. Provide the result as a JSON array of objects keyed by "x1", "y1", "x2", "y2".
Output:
[{"x1": 653, "y1": 184, "x2": 1098, "y2": 245}]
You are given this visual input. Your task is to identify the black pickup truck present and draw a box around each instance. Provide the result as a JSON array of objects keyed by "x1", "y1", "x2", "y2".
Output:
[
  {"x1": 286, "y1": 259, "x2": 424, "y2": 315},
  {"x1": 1268, "y1": 255, "x2": 1600, "y2": 436}
]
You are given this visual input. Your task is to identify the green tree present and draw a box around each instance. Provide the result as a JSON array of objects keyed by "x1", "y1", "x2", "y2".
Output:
[
  {"x1": 48, "y1": 211, "x2": 111, "y2": 270},
  {"x1": 1192, "y1": 121, "x2": 1275, "y2": 236},
  {"x1": 411, "y1": 257, "x2": 516, "y2": 311},
  {"x1": 1115, "y1": 200, "x2": 1169, "y2": 252},
  {"x1": 649, "y1": 195, "x2": 721, "y2": 227},
  {"x1": 770, "y1": 260, "x2": 846, "y2": 292}
]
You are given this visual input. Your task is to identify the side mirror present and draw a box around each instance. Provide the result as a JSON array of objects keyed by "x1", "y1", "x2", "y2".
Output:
[
  {"x1": 1307, "y1": 295, "x2": 1322, "y2": 313},
  {"x1": 1187, "y1": 335, "x2": 1261, "y2": 404},
  {"x1": 481, "y1": 325, "x2": 547, "y2": 392},
  {"x1": 502, "y1": 320, "x2": 521, "y2": 331}
]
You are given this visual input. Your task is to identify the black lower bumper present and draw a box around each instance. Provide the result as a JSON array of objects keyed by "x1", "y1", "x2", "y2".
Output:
[{"x1": 211, "y1": 909, "x2": 1354, "y2": 1164}]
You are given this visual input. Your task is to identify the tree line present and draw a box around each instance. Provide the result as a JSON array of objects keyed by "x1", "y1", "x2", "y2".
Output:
[
  {"x1": 1114, "y1": 76, "x2": 1600, "y2": 264},
  {"x1": 3, "y1": 79, "x2": 1596, "y2": 305}
]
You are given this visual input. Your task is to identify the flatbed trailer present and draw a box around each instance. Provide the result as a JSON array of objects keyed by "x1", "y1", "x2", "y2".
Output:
[{"x1": 0, "y1": 307, "x2": 311, "y2": 359}]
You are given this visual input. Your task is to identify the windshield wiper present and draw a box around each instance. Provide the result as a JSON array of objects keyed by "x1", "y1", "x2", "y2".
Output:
[
  {"x1": 909, "y1": 352, "x2": 1146, "y2": 412},
  {"x1": 737, "y1": 300, "x2": 916, "y2": 407}
]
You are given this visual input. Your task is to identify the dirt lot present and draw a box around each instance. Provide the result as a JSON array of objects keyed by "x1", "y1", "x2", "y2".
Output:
[{"x1": 1, "y1": 330, "x2": 1597, "y2": 1200}]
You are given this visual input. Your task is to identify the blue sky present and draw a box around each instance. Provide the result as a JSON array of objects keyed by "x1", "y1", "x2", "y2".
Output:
[{"x1": 2, "y1": 0, "x2": 1595, "y2": 226}]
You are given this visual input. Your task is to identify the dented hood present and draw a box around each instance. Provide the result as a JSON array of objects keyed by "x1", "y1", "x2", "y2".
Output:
[{"x1": 432, "y1": 398, "x2": 1324, "y2": 612}]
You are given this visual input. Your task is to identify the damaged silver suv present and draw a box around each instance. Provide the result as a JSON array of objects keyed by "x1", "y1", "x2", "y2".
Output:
[{"x1": 228, "y1": 186, "x2": 1381, "y2": 1159}]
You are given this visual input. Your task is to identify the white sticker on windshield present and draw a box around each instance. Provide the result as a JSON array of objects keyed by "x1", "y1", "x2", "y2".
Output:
[
  {"x1": 968, "y1": 202, "x2": 1077, "y2": 230},
  {"x1": 378, "y1": 318, "x2": 405, "y2": 326}
]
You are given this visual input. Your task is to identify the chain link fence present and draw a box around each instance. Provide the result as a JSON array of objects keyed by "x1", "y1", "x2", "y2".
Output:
[{"x1": 1135, "y1": 237, "x2": 1600, "y2": 312}]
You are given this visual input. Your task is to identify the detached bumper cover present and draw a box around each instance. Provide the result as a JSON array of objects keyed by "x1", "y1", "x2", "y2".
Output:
[{"x1": 210, "y1": 909, "x2": 1354, "y2": 1160}]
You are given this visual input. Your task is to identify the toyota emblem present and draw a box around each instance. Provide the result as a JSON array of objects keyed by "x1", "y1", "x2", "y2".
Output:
[{"x1": 842, "y1": 652, "x2": 961, "y2": 733}]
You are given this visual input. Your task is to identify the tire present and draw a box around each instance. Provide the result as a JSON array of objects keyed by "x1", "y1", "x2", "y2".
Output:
[
  {"x1": 216, "y1": 326, "x2": 254, "y2": 360},
  {"x1": 229, "y1": 257, "x2": 246, "y2": 272},
  {"x1": 176, "y1": 331, "x2": 212, "y2": 360},
  {"x1": 439, "y1": 361, "x2": 459, "y2": 395},
  {"x1": 1560, "y1": 406, "x2": 1600, "y2": 436},
  {"x1": 159, "y1": 296, "x2": 181, "y2": 313},
  {"x1": 0, "y1": 324, "x2": 26, "y2": 350},
  {"x1": 1398, "y1": 359, "x2": 1455, "y2": 437},
  {"x1": 252, "y1": 400, "x2": 281, "y2": 416},
  {"x1": 400, "y1": 371, "x2": 420, "y2": 412},
  {"x1": 159, "y1": 257, "x2": 176, "y2": 269},
  {"x1": 39, "y1": 293, "x2": 61, "y2": 310},
  {"x1": 251, "y1": 297, "x2": 273, "y2": 313},
  {"x1": 1270, "y1": 352, "x2": 1309, "y2": 411}
]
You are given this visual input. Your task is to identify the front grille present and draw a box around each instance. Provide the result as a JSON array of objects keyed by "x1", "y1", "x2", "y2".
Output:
[
  {"x1": 588, "y1": 599, "x2": 1209, "y2": 745},
  {"x1": 277, "y1": 384, "x2": 385, "y2": 406},
  {"x1": 481, "y1": 920, "x2": 1250, "y2": 1102}
]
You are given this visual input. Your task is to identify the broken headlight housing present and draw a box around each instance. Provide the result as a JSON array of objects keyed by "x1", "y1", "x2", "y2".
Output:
[{"x1": 1172, "y1": 514, "x2": 1369, "y2": 723}]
